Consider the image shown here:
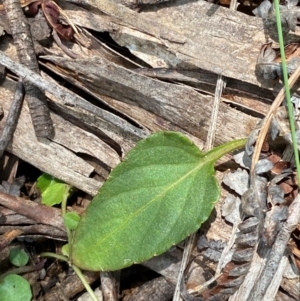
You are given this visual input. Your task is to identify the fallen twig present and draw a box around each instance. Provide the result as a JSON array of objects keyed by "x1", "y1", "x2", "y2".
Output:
[
  {"x1": 3, "y1": 0, "x2": 53, "y2": 138},
  {"x1": 0, "y1": 191, "x2": 65, "y2": 231},
  {"x1": 0, "y1": 80, "x2": 24, "y2": 157}
]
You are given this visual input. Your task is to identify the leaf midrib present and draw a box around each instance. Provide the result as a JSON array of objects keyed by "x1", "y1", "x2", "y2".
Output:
[{"x1": 85, "y1": 156, "x2": 211, "y2": 253}]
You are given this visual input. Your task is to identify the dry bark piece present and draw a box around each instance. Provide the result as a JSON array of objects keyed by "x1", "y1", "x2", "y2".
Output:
[
  {"x1": 41, "y1": 55, "x2": 258, "y2": 144},
  {"x1": 0, "y1": 76, "x2": 120, "y2": 195},
  {"x1": 133, "y1": 68, "x2": 273, "y2": 108},
  {"x1": 100, "y1": 271, "x2": 119, "y2": 301},
  {"x1": 125, "y1": 277, "x2": 174, "y2": 301},
  {"x1": 0, "y1": 175, "x2": 25, "y2": 196},
  {"x1": 95, "y1": 0, "x2": 278, "y2": 85},
  {"x1": 43, "y1": 271, "x2": 100, "y2": 301}
]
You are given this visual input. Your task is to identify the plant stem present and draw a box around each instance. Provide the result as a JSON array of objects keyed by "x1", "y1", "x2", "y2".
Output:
[
  {"x1": 274, "y1": 0, "x2": 300, "y2": 187},
  {"x1": 40, "y1": 252, "x2": 69, "y2": 262},
  {"x1": 72, "y1": 265, "x2": 100, "y2": 301},
  {"x1": 61, "y1": 194, "x2": 72, "y2": 255},
  {"x1": 41, "y1": 252, "x2": 99, "y2": 300}
]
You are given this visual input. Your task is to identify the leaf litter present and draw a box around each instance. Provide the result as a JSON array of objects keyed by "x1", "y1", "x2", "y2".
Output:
[{"x1": 0, "y1": 0, "x2": 300, "y2": 301}]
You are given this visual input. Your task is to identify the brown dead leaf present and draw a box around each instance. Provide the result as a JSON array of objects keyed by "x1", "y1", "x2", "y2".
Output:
[{"x1": 271, "y1": 161, "x2": 292, "y2": 175}]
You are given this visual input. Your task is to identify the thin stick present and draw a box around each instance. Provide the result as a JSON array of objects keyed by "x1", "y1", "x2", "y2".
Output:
[
  {"x1": 172, "y1": 234, "x2": 196, "y2": 301},
  {"x1": 0, "y1": 191, "x2": 65, "y2": 231},
  {"x1": 173, "y1": 74, "x2": 226, "y2": 301},
  {"x1": 0, "y1": 80, "x2": 24, "y2": 157}
]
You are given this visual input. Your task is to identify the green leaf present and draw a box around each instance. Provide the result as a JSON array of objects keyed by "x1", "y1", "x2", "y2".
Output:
[
  {"x1": 61, "y1": 244, "x2": 69, "y2": 257},
  {"x1": 64, "y1": 212, "x2": 80, "y2": 230},
  {"x1": 37, "y1": 174, "x2": 72, "y2": 206},
  {"x1": 9, "y1": 248, "x2": 29, "y2": 267},
  {"x1": 0, "y1": 274, "x2": 32, "y2": 301},
  {"x1": 72, "y1": 132, "x2": 246, "y2": 271}
]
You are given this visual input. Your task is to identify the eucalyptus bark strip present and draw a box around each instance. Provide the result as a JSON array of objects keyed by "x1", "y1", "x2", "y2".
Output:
[{"x1": 3, "y1": 0, "x2": 53, "y2": 138}]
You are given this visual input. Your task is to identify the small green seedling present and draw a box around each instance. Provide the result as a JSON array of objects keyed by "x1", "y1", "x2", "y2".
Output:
[
  {"x1": 0, "y1": 249, "x2": 31, "y2": 301},
  {"x1": 37, "y1": 173, "x2": 73, "y2": 206},
  {"x1": 40, "y1": 132, "x2": 245, "y2": 301}
]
